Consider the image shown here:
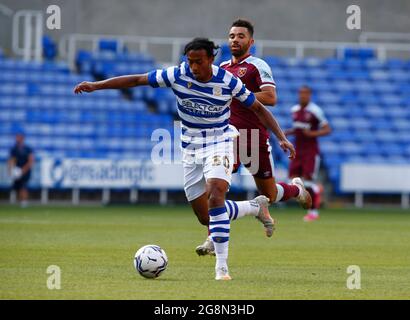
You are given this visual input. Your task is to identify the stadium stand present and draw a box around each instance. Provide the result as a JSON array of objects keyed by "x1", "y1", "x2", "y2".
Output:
[
  {"x1": 1, "y1": 42, "x2": 409, "y2": 194},
  {"x1": 0, "y1": 45, "x2": 175, "y2": 164}
]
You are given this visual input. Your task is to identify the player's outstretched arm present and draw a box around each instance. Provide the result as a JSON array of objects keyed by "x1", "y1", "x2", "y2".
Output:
[
  {"x1": 74, "y1": 74, "x2": 149, "y2": 94},
  {"x1": 254, "y1": 86, "x2": 277, "y2": 106},
  {"x1": 250, "y1": 100, "x2": 296, "y2": 159},
  {"x1": 303, "y1": 123, "x2": 332, "y2": 138}
]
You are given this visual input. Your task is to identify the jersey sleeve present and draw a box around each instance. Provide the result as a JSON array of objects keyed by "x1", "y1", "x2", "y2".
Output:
[
  {"x1": 254, "y1": 60, "x2": 276, "y2": 89},
  {"x1": 147, "y1": 66, "x2": 177, "y2": 88},
  {"x1": 313, "y1": 105, "x2": 329, "y2": 127},
  {"x1": 229, "y1": 75, "x2": 256, "y2": 107}
]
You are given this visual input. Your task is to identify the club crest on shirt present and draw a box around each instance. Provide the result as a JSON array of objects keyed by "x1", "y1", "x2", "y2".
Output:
[
  {"x1": 187, "y1": 82, "x2": 192, "y2": 89},
  {"x1": 237, "y1": 67, "x2": 247, "y2": 77},
  {"x1": 213, "y1": 87, "x2": 222, "y2": 96}
]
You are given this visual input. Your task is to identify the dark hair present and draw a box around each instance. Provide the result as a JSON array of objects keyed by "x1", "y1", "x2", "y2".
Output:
[
  {"x1": 184, "y1": 38, "x2": 219, "y2": 57},
  {"x1": 299, "y1": 85, "x2": 312, "y2": 92},
  {"x1": 231, "y1": 19, "x2": 254, "y2": 37}
]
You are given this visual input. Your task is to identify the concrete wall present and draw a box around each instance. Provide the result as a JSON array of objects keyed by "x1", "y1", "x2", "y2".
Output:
[{"x1": 1, "y1": 0, "x2": 410, "y2": 55}]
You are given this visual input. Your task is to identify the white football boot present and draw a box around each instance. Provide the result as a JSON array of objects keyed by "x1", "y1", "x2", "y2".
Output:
[
  {"x1": 215, "y1": 266, "x2": 232, "y2": 281},
  {"x1": 195, "y1": 236, "x2": 215, "y2": 256},
  {"x1": 253, "y1": 195, "x2": 276, "y2": 237},
  {"x1": 291, "y1": 177, "x2": 313, "y2": 210}
]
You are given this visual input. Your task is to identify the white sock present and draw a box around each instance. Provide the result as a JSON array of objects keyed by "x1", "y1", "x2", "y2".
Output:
[
  {"x1": 308, "y1": 209, "x2": 319, "y2": 216},
  {"x1": 209, "y1": 207, "x2": 230, "y2": 270},
  {"x1": 274, "y1": 184, "x2": 285, "y2": 202},
  {"x1": 225, "y1": 200, "x2": 259, "y2": 220}
]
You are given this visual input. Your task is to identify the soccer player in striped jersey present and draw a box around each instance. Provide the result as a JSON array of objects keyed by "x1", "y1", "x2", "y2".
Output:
[
  {"x1": 74, "y1": 38, "x2": 295, "y2": 280},
  {"x1": 195, "y1": 19, "x2": 313, "y2": 256}
]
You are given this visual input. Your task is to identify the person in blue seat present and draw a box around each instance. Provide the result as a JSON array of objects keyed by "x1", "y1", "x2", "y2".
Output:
[{"x1": 8, "y1": 132, "x2": 34, "y2": 208}]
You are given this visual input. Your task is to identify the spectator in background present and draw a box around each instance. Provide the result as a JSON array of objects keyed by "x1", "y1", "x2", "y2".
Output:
[{"x1": 8, "y1": 133, "x2": 34, "y2": 208}]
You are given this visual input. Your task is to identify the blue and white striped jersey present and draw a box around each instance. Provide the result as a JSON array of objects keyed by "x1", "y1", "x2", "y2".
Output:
[{"x1": 147, "y1": 62, "x2": 256, "y2": 150}]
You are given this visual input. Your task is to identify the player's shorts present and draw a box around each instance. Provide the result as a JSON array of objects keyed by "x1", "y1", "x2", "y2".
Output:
[
  {"x1": 12, "y1": 172, "x2": 31, "y2": 191},
  {"x1": 289, "y1": 153, "x2": 321, "y2": 181},
  {"x1": 232, "y1": 136, "x2": 274, "y2": 179},
  {"x1": 183, "y1": 139, "x2": 234, "y2": 202}
]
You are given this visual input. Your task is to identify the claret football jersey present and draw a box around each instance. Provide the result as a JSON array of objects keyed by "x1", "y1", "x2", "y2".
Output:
[{"x1": 220, "y1": 54, "x2": 276, "y2": 143}]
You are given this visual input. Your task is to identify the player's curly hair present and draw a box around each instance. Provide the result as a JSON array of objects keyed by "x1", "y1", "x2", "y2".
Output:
[{"x1": 183, "y1": 38, "x2": 220, "y2": 57}]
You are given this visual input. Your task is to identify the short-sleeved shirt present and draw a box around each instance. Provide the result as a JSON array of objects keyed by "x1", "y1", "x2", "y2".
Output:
[
  {"x1": 290, "y1": 102, "x2": 328, "y2": 156},
  {"x1": 220, "y1": 55, "x2": 276, "y2": 143},
  {"x1": 10, "y1": 144, "x2": 33, "y2": 168},
  {"x1": 147, "y1": 62, "x2": 256, "y2": 150}
]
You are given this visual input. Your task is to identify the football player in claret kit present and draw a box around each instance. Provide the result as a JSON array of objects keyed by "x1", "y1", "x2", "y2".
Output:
[
  {"x1": 196, "y1": 19, "x2": 312, "y2": 256},
  {"x1": 285, "y1": 86, "x2": 332, "y2": 221},
  {"x1": 74, "y1": 38, "x2": 296, "y2": 280}
]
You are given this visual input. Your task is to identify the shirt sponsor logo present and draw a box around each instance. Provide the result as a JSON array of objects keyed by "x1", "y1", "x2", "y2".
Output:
[{"x1": 180, "y1": 99, "x2": 224, "y2": 116}]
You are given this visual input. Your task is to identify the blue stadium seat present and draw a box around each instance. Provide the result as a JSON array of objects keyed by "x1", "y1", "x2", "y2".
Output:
[
  {"x1": 381, "y1": 95, "x2": 403, "y2": 106},
  {"x1": 307, "y1": 69, "x2": 329, "y2": 80},
  {"x1": 98, "y1": 39, "x2": 121, "y2": 53},
  {"x1": 352, "y1": 130, "x2": 375, "y2": 143},
  {"x1": 331, "y1": 130, "x2": 354, "y2": 142},
  {"x1": 370, "y1": 70, "x2": 389, "y2": 81},
  {"x1": 357, "y1": 93, "x2": 379, "y2": 105},
  {"x1": 343, "y1": 59, "x2": 366, "y2": 69},
  {"x1": 354, "y1": 80, "x2": 373, "y2": 92},
  {"x1": 363, "y1": 106, "x2": 386, "y2": 118},
  {"x1": 263, "y1": 56, "x2": 283, "y2": 67},
  {"x1": 317, "y1": 92, "x2": 340, "y2": 104},
  {"x1": 373, "y1": 131, "x2": 399, "y2": 144},
  {"x1": 340, "y1": 93, "x2": 359, "y2": 104},
  {"x1": 379, "y1": 144, "x2": 404, "y2": 157},
  {"x1": 310, "y1": 80, "x2": 332, "y2": 92},
  {"x1": 322, "y1": 58, "x2": 343, "y2": 68},
  {"x1": 342, "y1": 47, "x2": 375, "y2": 60},
  {"x1": 332, "y1": 80, "x2": 354, "y2": 93},
  {"x1": 365, "y1": 59, "x2": 386, "y2": 70},
  {"x1": 385, "y1": 58, "x2": 406, "y2": 69}
]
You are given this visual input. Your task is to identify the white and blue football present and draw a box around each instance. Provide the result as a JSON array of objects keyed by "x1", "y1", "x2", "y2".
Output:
[{"x1": 134, "y1": 245, "x2": 168, "y2": 279}]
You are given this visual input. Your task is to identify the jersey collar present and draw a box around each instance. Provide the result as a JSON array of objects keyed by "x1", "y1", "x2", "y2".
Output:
[{"x1": 230, "y1": 54, "x2": 252, "y2": 66}]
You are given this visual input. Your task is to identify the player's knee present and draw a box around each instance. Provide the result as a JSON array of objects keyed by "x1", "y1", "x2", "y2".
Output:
[{"x1": 208, "y1": 187, "x2": 226, "y2": 208}]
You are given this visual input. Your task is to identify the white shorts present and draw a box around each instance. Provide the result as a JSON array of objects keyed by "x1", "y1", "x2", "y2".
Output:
[{"x1": 183, "y1": 139, "x2": 234, "y2": 202}]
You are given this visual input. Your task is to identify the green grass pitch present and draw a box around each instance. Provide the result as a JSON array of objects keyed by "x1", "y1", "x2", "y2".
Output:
[{"x1": 1, "y1": 205, "x2": 409, "y2": 300}]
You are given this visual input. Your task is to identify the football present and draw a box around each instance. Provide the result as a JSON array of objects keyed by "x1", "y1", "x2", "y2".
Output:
[{"x1": 134, "y1": 245, "x2": 168, "y2": 279}]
